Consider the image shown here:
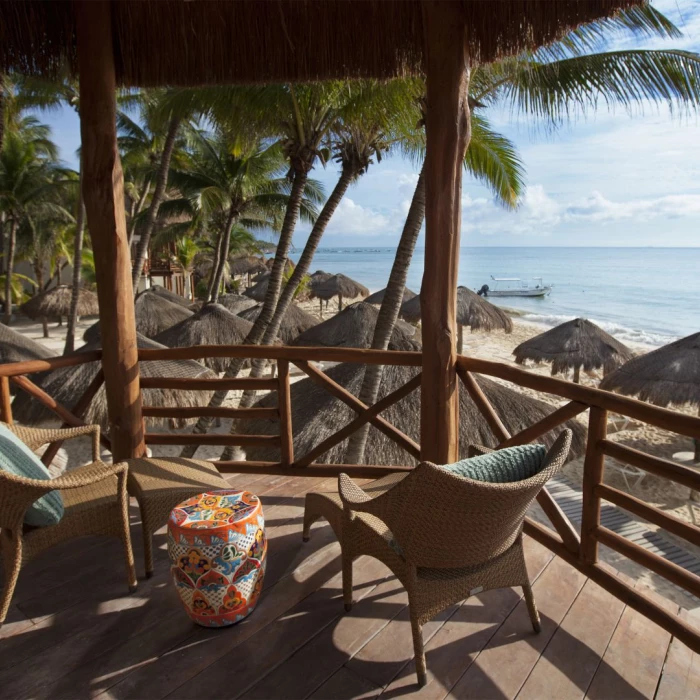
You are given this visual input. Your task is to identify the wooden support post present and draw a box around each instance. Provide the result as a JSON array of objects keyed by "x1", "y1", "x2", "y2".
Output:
[
  {"x1": 0, "y1": 376, "x2": 12, "y2": 424},
  {"x1": 277, "y1": 359, "x2": 293, "y2": 467},
  {"x1": 75, "y1": 1, "x2": 145, "y2": 461},
  {"x1": 420, "y1": 1, "x2": 471, "y2": 464},
  {"x1": 580, "y1": 406, "x2": 607, "y2": 564}
]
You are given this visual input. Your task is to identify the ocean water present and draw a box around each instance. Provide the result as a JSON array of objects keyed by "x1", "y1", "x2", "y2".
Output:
[{"x1": 289, "y1": 247, "x2": 700, "y2": 347}]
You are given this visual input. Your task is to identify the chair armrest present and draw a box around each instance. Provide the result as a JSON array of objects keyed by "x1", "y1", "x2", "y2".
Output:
[
  {"x1": 48, "y1": 460, "x2": 127, "y2": 490},
  {"x1": 8, "y1": 424, "x2": 101, "y2": 462},
  {"x1": 468, "y1": 443, "x2": 495, "y2": 458},
  {"x1": 338, "y1": 473, "x2": 375, "y2": 511}
]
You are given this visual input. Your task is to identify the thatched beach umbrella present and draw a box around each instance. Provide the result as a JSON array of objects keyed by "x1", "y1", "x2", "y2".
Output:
[
  {"x1": 292, "y1": 301, "x2": 414, "y2": 350},
  {"x1": 153, "y1": 302, "x2": 254, "y2": 373},
  {"x1": 401, "y1": 286, "x2": 512, "y2": 352},
  {"x1": 218, "y1": 293, "x2": 257, "y2": 316},
  {"x1": 0, "y1": 324, "x2": 54, "y2": 366},
  {"x1": 12, "y1": 334, "x2": 216, "y2": 429},
  {"x1": 83, "y1": 289, "x2": 193, "y2": 342},
  {"x1": 238, "y1": 302, "x2": 319, "y2": 345},
  {"x1": 313, "y1": 273, "x2": 369, "y2": 312},
  {"x1": 21, "y1": 285, "x2": 99, "y2": 332},
  {"x1": 244, "y1": 274, "x2": 269, "y2": 302},
  {"x1": 515, "y1": 318, "x2": 633, "y2": 383},
  {"x1": 147, "y1": 284, "x2": 192, "y2": 308},
  {"x1": 242, "y1": 363, "x2": 586, "y2": 466},
  {"x1": 230, "y1": 255, "x2": 267, "y2": 277},
  {"x1": 601, "y1": 332, "x2": 700, "y2": 460},
  {"x1": 365, "y1": 287, "x2": 417, "y2": 306}
]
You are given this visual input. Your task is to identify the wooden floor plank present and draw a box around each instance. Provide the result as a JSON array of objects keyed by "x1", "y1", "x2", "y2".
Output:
[
  {"x1": 656, "y1": 610, "x2": 700, "y2": 700},
  {"x1": 447, "y1": 553, "x2": 587, "y2": 699},
  {"x1": 310, "y1": 667, "x2": 382, "y2": 700},
  {"x1": 379, "y1": 538, "x2": 555, "y2": 700},
  {"x1": 516, "y1": 577, "x2": 626, "y2": 700}
]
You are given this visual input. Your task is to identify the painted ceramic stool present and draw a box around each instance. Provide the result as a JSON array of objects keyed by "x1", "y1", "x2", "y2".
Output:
[{"x1": 167, "y1": 489, "x2": 266, "y2": 627}]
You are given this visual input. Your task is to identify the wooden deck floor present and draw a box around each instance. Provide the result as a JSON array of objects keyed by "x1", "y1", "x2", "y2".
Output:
[{"x1": 2, "y1": 471, "x2": 699, "y2": 700}]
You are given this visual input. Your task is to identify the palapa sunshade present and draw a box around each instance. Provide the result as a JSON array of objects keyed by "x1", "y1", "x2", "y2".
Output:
[
  {"x1": 147, "y1": 284, "x2": 192, "y2": 309},
  {"x1": 20, "y1": 285, "x2": 99, "y2": 321},
  {"x1": 0, "y1": 324, "x2": 54, "y2": 395},
  {"x1": 312, "y1": 274, "x2": 370, "y2": 311},
  {"x1": 308, "y1": 270, "x2": 333, "y2": 293},
  {"x1": 153, "y1": 302, "x2": 254, "y2": 373},
  {"x1": 11, "y1": 334, "x2": 216, "y2": 429},
  {"x1": 218, "y1": 293, "x2": 257, "y2": 316},
  {"x1": 515, "y1": 318, "x2": 634, "y2": 383},
  {"x1": 83, "y1": 289, "x2": 193, "y2": 342},
  {"x1": 244, "y1": 275, "x2": 269, "y2": 302},
  {"x1": 1, "y1": 2, "x2": 638, "y2": 87},
  {"x1": 242, "y1": 363, "x2": 586, "y2": 466},
  {"x1": 237, "y1": 302, "x2": 319, "y2": 345},
  {"x1": 230, "y1": 256, "x2": 267, "y2": 277},
  {"x1": 292, "y1": 301, "x2": 414, "y2": 349},
  {"x1": 365, "y1": 287, "x2": 417, "y2": 305}
]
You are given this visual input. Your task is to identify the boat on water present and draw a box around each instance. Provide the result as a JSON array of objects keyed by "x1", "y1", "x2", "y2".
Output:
[{"x1": 477, "y1": 276, "x2": 552, "y2": 298}]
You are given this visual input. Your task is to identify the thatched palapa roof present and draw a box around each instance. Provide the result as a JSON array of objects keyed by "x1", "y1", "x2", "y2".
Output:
[
  {"x1": 313, "y1": 274, "x2": 369, "y2": 304},
  {"x1": 401, "y1": 287, "x2": 513, "y2": 333},
  {"x1": 20, "y1": 285, "x2": 99, "y2": 320},
  {"x1": 238, "y1": 303, "x2": 319, "y2": 345},
  {"x1": 600, "y1": 332, "x2": 700, "y2": 407},
  {"x1": 147, "y1": 284, "x2": 192, "y2": 308},
  {"x1": 365, "y1": 287, "x2": 417, "y2": 306},
  {"x1": 241, "y1": 364, "x2": 586, "y2": 466},
  {"x1": 514, "y1": 318, "x2": 634, "y2": 376},
  {"x1": 292, "y1": 302, "x2": 414, "y2": 350},
  {"x1": 218, "y1": 293, "x2": 257, "y2": 316},
  {"x1": 244, "y1": 275, "x2": 269, "y2": 302},
  {"x1": 0, "y1": 324, "x2": 53, "y2": 365},
  {"x1": 230, "y1": 256, "x2": 267, "y2": 276},
  {"x1": 308, "y1": 271, "x2": 333, "y2": 295},
  {"x1": 0, "y1": 1, "x2": 636, "y2": 87},
  {"x1": 12, "y1": 335, "x2": 215, "y2": 429},
  {"x1": 83, "y1": 289, "x2": 193, "y2": 342},
  {"x1": 153, "y1": 303, "x2": 254, "y2": 373}
]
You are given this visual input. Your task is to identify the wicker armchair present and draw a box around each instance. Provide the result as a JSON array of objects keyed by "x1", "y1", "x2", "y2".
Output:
[
  {"x1": 303, "y1": 430, "x2": 572, "y2": 686},
  {"x1": 0, "y1": 424, "x2": 136, "y2": 625}
]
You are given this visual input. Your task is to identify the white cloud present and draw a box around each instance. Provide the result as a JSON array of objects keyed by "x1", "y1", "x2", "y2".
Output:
[
  {"x1": 325, "y1": 197, "x2": 390, "y2": 236},
  {"x1": 397, "y1": 173, "x2": 420, "y2": 198},
  {"x1": 563, "y1": 191, "x2": 700, "y2": 223}
]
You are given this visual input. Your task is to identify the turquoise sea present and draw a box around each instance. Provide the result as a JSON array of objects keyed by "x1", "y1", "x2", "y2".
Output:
[{"x1": 288, "y1": 247, "x2": 700, "y2": 347}]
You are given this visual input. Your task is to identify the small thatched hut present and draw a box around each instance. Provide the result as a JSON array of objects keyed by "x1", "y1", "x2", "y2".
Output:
[
  {"x1": 84, "y1": 289, "x2": 193, "y2": 342},
  {"x1": 292, "y1": 302, "x2": 414, "y2": 350},
  {"x1": 147, "y1": 284, "x2": 192, "y2": 308},
  {"x1": 218, "y1": 293, "x2": 257, "y2": 316},
  {"x1": 11, "y1": 335, "x2": 215, "y2": 429},
  {"x1": 21, "y1": 285, "x2": 99, "y2": 325},
  {"x1": 365, "y1": 287, "x2": 417, "y2": 306},
  {"x1": 230, "y1": 255, "x2": 267, "y2": 277},
  {"x1": 241, "y1": 363, "x2": 586, "y2": 466},
  {"x1": 515, "y1": 318, "x2": 634, "y2": 383},
  {"x1": 153, "y1": 303, "x2": 254, "y2": 373},
  {"x1": 312, "y1": 274, "x2": 369, "y2": 312},
  {"x1": 238, "y1": 303, "x2": 319, "y2": 344}
]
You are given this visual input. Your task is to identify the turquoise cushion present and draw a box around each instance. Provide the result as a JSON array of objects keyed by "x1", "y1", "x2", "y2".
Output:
[
  {"x1": 0, "y1": 424, "x2": 64, "y2": 527},
  {"x1": 442, "y1": 444, "x2": 547, "y2": 483}
]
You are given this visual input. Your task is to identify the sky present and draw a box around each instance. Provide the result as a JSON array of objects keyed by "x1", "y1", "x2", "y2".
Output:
[{"x1": 34, "y1": 0, "x2": 700, "y2": 249}]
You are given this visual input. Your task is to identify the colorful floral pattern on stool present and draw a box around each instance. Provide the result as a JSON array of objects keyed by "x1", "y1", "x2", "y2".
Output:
[{"x1": 167, "y1": 489, "x2": 266, "y2": 627}]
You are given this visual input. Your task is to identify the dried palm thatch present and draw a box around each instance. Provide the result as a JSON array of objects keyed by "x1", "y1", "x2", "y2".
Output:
[
  {"x1": 514, "y1": 318, "x2": 634, "y2": 382},
  {"x1": 147, "y1": 285, "x2": 192, "y2": 308},
  {"x1": 308, "y1": 270, "x2": 333, "y2": 294},
  {"x1": 83, "y1": 290, "x2": 193, "y2": 342},
  {"x1": 218, "y1": 293, "x2": 257, "y2": 316},
  {"x1": 313, "y1": 274, "x2": 369, "y2": 311},
  {"x1": 0, "y1": 1, "x2": 638, "y2": 86},
  {"x1": 11, "y1": 335, "x2": 215, "y2": 429},
  {"x1": 244, "y1": 276, "x2": 269, "y2": 302},
  {"x1": 230, "y1": 256, "x2": 267, "y2": 276},
  {"x1": 153, "y1": 303, "x2": 254, "y2": 373},
  {"x1": 238, "y1": 303, "x2": 319, "y2": 344},
  {"x1": 242, "y1": 363, "x2": 585, "y2": 466},
  {"x1": 600, "y1": 332, "x2": 700, "y2": 407},
  {"x1": 292, "y1": 301, "x2": 414, "y2": 349},
  {"x1": 20, "y1": 285, "x2": 99, "y2": 321},
  {"x1": 365, "y1": 287, "x2": 417, "y2": 305},
  {"x1": 0, "y1": 324, "x2": 53, "y2": 397}
]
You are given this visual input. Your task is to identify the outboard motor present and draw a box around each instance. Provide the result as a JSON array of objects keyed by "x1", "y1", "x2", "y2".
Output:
[{"x1": 477, "y1": 284, "x2": 489, "y2": 297}]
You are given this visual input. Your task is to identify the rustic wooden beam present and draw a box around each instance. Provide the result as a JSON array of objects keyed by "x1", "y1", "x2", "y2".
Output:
[
  {"x1": 294, "y1": 360, "x2": 421, "y2": 460},
  {"x1": 0, "y1": 351, "x2": 103, "y2": 378},
  {"x1": 214, "y1": 461, "x2": 412, "y2": 479},
  {"x1": 141, "y1": 406, "x2": 278, "y2": 420},
  {"x1": 137, "y1": 345, "x2": 423, "y2": 366},
  {"x1": 139, "y1": 377, "x2": 277, "y2": 391},
  {"x1": 144, "y1": 433, "x2": 279, "y2": 447},
  {"x1": 420, "y1": 0, "x2": 470, "y2": 463},
  {"x1": 457, "y1": 367, "x2": 510, "y2": 443},
  {"x1": 277, "y1": 359, "x2": 294, "y2": 467},
  {"x1": 499, "y1": 400, "x2": 589, "y2": 449},
  {"x1": 0, "y1": 376, "x2": 12, "y2": 424},
  {"x1": 294, "y1": 373, "x2": 422, "y2": 468},
  {"x1": 580, "y1": 406, "x2": 607, "y2": 564},
  {"x1": 75, "y1": 0, "x2": 144, "y2": 461}
]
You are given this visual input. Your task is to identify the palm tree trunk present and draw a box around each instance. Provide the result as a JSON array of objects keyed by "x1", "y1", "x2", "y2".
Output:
[
  {"x1": 210, "y1": 208, "x2": 237, "y2": 303},
  {"x1": 33, "y1": 259, "x2": 49, "y2": 337},
  {"x1": 219, "y1": 165, "x2": 356, "y2": 460},
  {"x1": 3, "y1": 219, "x2": 17, "y2": 325},
  {"x1": 64, "y1": 186, "x2": 86, "y2": 354},
  {"x1": 206, "y1": 233, "x2": 224, "y2": 301},
  {"x1": 573, "y1": 366, "x2": 581, "y2": 383},
  {"x1": 457, "y1": 324, "x2": 464, "y2": 355},
  {"x1": 131, "y1": 116, "x2": 181, "y2": 292},
  {"x1": 345, "y1": 167, "x2": 426, "y2": 465},
  {"x1": 127, "y1": 177, "x2": 152, "y2": 247},
  {"x1": 180, "y1": 169, "x2": 309, "y2": 458}
]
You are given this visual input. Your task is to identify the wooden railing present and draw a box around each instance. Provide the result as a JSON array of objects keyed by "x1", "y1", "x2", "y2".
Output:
[{"x1": 1, "y1": 344, "x2": 700, "y2": 651}]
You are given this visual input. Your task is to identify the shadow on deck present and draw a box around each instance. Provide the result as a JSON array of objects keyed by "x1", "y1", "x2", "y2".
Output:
[{"x1": 1, "y1": 471, "x2": 698, "y2": 700}]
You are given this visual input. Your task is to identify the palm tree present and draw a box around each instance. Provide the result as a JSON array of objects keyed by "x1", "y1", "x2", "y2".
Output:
[
  {"x1": 345, "y1": 4, "x2": 700, "y2": 464},
  {"x1": 171, "y1": 237, "x2": 200, "y2": 301}
]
